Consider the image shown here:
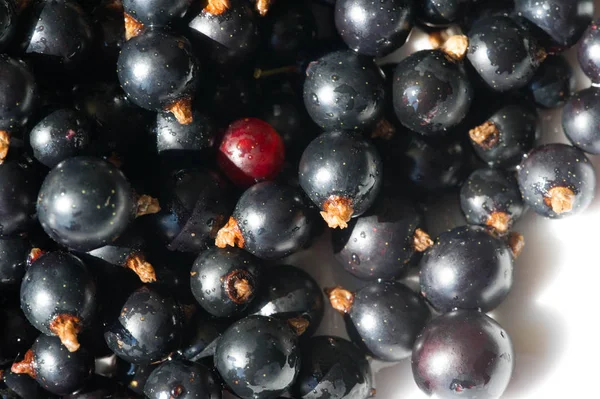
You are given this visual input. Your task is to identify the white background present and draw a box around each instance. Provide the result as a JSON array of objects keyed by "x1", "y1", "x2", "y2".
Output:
[
  {"x1": 284, "y1": 8, "x2": 600, "y2": 399},
  {"x1": 223, "y1": 5, "x2": 600, "y2": 399}
]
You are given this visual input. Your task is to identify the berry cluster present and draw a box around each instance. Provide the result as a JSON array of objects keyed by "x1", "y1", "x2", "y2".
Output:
[{"x1": 0, "y1": 0, "x2": 597, "y2": 398}]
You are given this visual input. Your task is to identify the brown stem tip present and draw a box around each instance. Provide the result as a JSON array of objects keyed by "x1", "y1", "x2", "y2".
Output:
[
  {"x1": 124, "y1": 12, "x2": 144, "y2": 41},
  {"x1": 126, "y1": 253, "x2": 157, "y2": 283},
  {"x1": 469, "y1": 121, "x2": 499, "y2": 150},
  {"x1": 0, "y1": 130, "x2": 9, "y2": 165},
  {"x1": 486, "y1": 211, "x2": 511, "y2": 234},
  {"x1": 204, "y1": 0, "x2": 230, "y2": 15},
  {"x1": 11, "y1": 349, "x2": 36, "y2": 378},
  {"x1": 165, "y1": 97, "x2": 193, "y2": 125},
  {"x1": 544, "y1": 186, "x2": 575, "y2": 214},
  {"x1": 27, "y1": 247, "x2": 46, "y2": 267},
  {"x1": 413, "y1": 228, "x2": 434, "y2": 252},
  {"x1": 287, "y1": 317, "x2": 310, "y2": 336},
  {"x1": 325, "y1": 286, "x2": 355, "y2": 314},
  {"x1": 370, "y1": 118, "x2": 396, "y2": 140},
  {"x1": 49, "y1": 314, "x2": 82, "y2": 352},
  {"x1": 441, "y1": 35, "x2": 469, "y2": 62},
  {"x1": 255, "y1": 0, "x2": 271, "y2": 16},
  {"x1": 321, "y1": 196, "x2": 353, "y2": 229},
  {"x1": 508, "y1": 232, "x2": 525, "y2": 259},
  {"x1": 136, "y1": 194, "x2": 161, "y2": 217},
  {"x1": 429, "y1": 30, "x2": 450, "y2": 49},
  {"x1": 369, "y1": 388, "x2": 377, "y2": 398},
  {"x1": 215, "y1": 216, "x2": 245, "y2": 248},
  {"x1": 224, "y1": 269, "x2": 254, "y2": 304}
]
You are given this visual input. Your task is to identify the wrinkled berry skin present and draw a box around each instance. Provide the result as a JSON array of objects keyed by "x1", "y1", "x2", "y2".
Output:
[
  {"x1": 467, "y1": 15, "x2": 544, "y2": 92},
  {"x1": 233, "y1": 182, "x2": 313, "y2": 259},
  {"x1": 144, "y1": 360, "x2": 221, "y2": 399},
  {"x1": 37, "y1": 157, "x2": 135, "y2": 252},
  {"x1": 460, "y1": 168, "x2": 525, "y2": 231},
  {"x1": 18, "y1": 0, "x2": 94, "y2": 70},
  {"x1": 29, "y1": 109, "x2": 92, "y2": 168},
  {"x1": 246, "y1": 265, "x2": 324, "y2": 338},
  {"x1": 293, "y1": 336, "x2": 373, "y2": 399},
  {"x1": 24, "y1": 335, "x2": 94, "y2": 395},
  {"x1": 299, "y1": 131, "x2": 383, "y2": 218},
  {"x1": 515, "y1": 0, "x2": 593, "y2": 48},
  {"x1": 393, "y1": 49, "x2": 473, "y2": 135},
  {"x1": 20, "y1": 252, "x2": 96, "y2": 338},
  {"x1": 332, "y1": 195, "x2": 425, "y2": 280},
  {"x1": 517, "y1": 144, "x2": 596, "y2": 218},
  {"x1": 412, "y1": 310, "x2": 514, "y2": 399},
  {"x1": 190, "y1": 247, "x2": 262, "y2": 318},
  {"x1": 153, "y1": 169, "x2": 233, "y2": 253},
  {"x1": 420, "y1": 225, "x2": 514, "y2": 313},
  {"x1": 123, "y1": 0, "x2": 192, "y2": 28},
  {"x1": 0, "y1": 55, "x2": 37, "y2": 132},
  {"x1": 217, "y1": 118, "x2": 285, "y2": 188},
  {"x1": 104, "y1": 286, "x2": 183, "y2": 364},
  {"x1": 335, "y1": 0, "x2": 414, "y2": 57},
  {"x1": 303, "y1": 51, "x2": 385, "y2": 130},
  {"x1": 562, "y1": 87, "x2": 600, "y2": 154},
  {"x1": 0, "y1": 160, "x2": 39, "y2": 237},
  {"x1": 117, "y1": 30, "x2": 199, "y2": 112},
  {"x1": 529, "y1": 55, "x2": 575, "y2": 109},
  {"x1": 215, "y1": 315, "x2": 300, "y2": 399},
  {"x1": 346, "y1": 281, "x2": 430, "y2": 362}
]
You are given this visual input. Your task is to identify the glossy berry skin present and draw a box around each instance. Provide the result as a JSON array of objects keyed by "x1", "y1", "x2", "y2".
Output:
[
  {"x1": 344, "y1": 281, "x2": 430, "y2": 362},
  {"x1": 461, "y1": 169, "x2": 525, "y2": 232},
  {"x1": 246, "y1": 265, "x2": 324, "y2": 338},
  {"x1": 528, "y1": 55, "x2": 575, "y2": 109},
  {"x1": 187, "y1": 0, "x2": 259, "y2": 54},
  {"x1": 515, "y1": 0, "x2": 593, "y2": 48},
  {"x1": 123, "y1": 0, "x2": 192, "y2": 28},
  {"x1": 393, "y1": 49, "x2": 473, "y2": 135},
  {"x1": 156, "y1": 110, "x2": 216, "y2": 159},
  {"x1": 153, "y1": 169, "x2": 233, "y2": 253},
  {"x1": 470, "y1": 101, "x2": 538, "y2": 169},
  {"x1": 215, "y1": 315, "x2": 300, "y2": 399},
  {"x1": 2, "y1": 369, "x2": 49, "y2": 399},
  {"x1": 0, "y1": 161, "x2": 38, "y2": 237},
  {"x1": 303, "y1": 51, "x2": 385, "y2": 130},
  {"x1": 179, "y1": 311, "x2": 230, "y2": 361},
  {"x1": 335, "y1": 0, "x2": 414, "y2": 57},
  {"x1": 0, "y1": 55, "x2": 37, "y2": 132},
  {"x1": 562, "y1": 87, "x2": 600, "y2": 154},
  {"x1": 190, "y1": 247, "x2": 262, "y2": 318},
  {"x1": 37, "y1": 156, "x2": 136, "y2": 252},
  {"x1": 231, "y1": 182, "x2": 313, "y2": 259},
  {"x1": 29, "y1": 109, "x2": 92, "y2": 168},
  {"x1": 20, "y1": 252, "x2": 96, "y2": 344},
  {"x1": 299, "y1": 131, "x2": 383, "y2": 219},
  {"x1": 0, "y1": 0, "x2": 16, "y2": 51},
  {"x1": 418, "y1": 0, "x2": 471, "y2": 27},
  {"x1": 18, "y1": 0, "x2": 94, "y2": 70},
  {"x1": 420, "y1": 225, "x2": 514, "y2": 312},
  {"x1": 0, "y1": 236, "x2": 30, "y2": 288},
  {"x1": 0, "y1": 306, "x2": 38, "y2": 366},
  {"x1": 144, "y1": 360, "x2": 221, "y2": 399},
  {"x1": 293, "y1": 336, "x2": 373, "y2": 399},
  {"x1": 467, "y1": 15, "x2": 545, "y2": 92},
  {"x1": 217, "y1": 118, "x2": 285, "y2": 188},
  {"x1": 517, "y1": 144, "x2": 596, "y2": 218},
  {"x1": 412, "y1": 310, "x2": 514, "y2": 398},
  {"x1": 332, "y1": 195, "x2": 425, "y2": 280},
  {"x1": 578, "y1": 20, "x2": 600, "y2": 83},
  {"x1": 117, "y1": 30, "x2": 199, "y2": 112},
  {"x1": 104, "y1": 286, "x2": 183, "y2": 364},
  {"x1": 13, "y1": 335, "x2": 93, "y2": 395}
]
